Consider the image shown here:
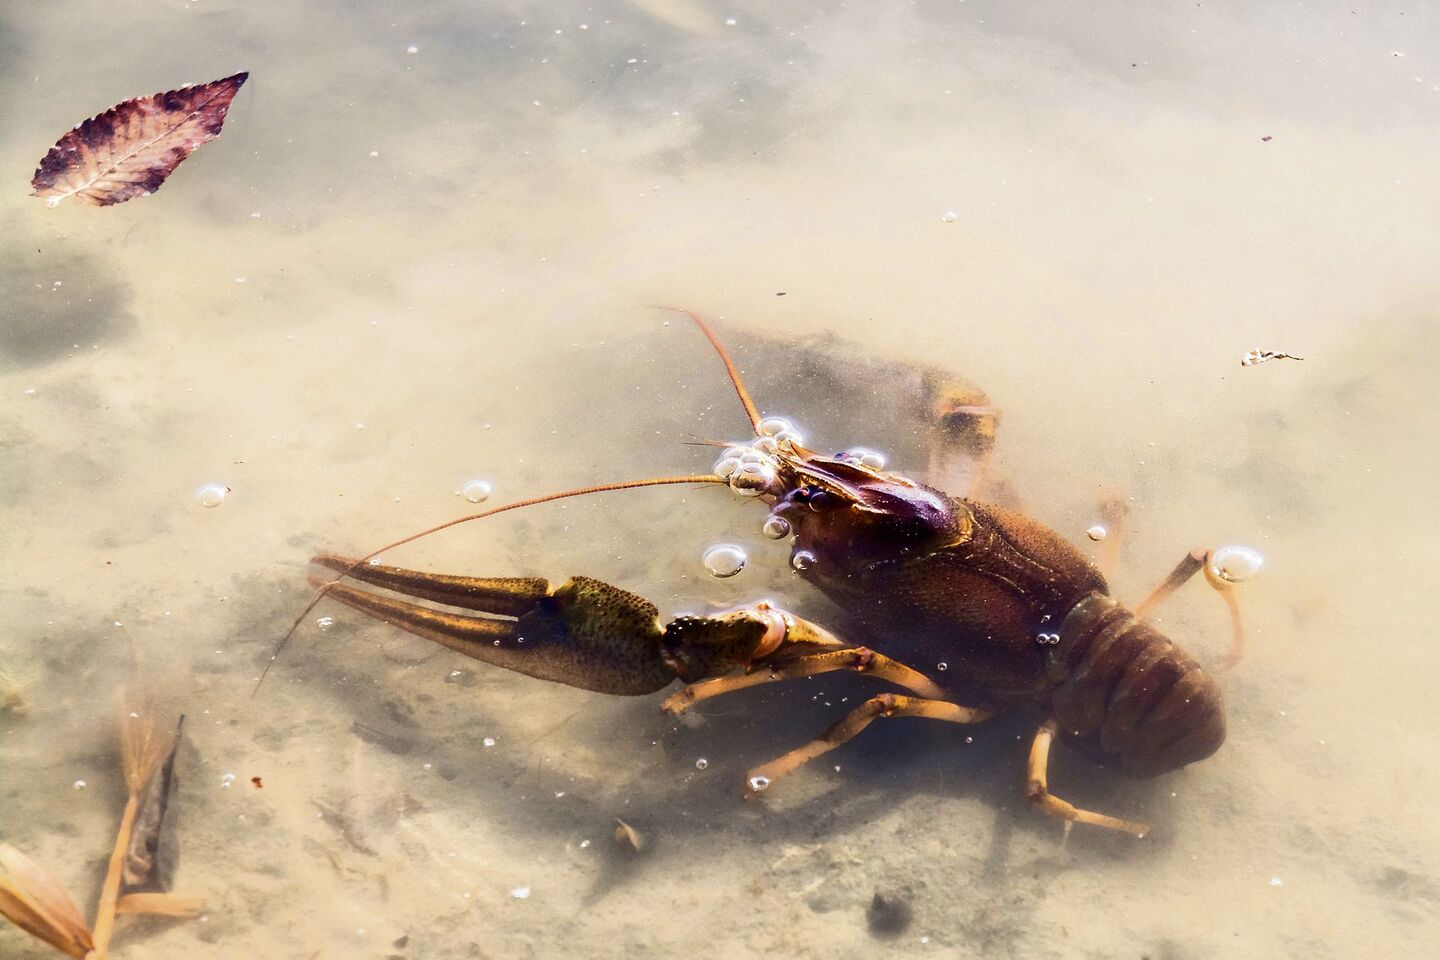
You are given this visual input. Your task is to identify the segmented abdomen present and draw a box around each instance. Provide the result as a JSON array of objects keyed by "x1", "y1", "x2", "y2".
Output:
[{"x1": 1049, "y1": 593, "x2": 1225, "y2": 779}]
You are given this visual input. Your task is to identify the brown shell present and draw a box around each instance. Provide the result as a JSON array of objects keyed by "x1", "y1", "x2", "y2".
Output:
[{"x1": 31, "y1": 72, "x2": 247, "y2": 207}]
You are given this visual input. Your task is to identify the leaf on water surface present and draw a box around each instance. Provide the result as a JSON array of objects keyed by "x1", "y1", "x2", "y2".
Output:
[
  {"x1": 0, "y1": 844, "x2": 94, "y2": 957},
  {"x1": 1240, "y1": 348, "x2": 1305, "y2": 367},
  {"x1": 31, "y1": 72, "x2": 248, "y2": 207},
  {"x1": 121, "y1": 716, "x2": 184, "y2": 892}
]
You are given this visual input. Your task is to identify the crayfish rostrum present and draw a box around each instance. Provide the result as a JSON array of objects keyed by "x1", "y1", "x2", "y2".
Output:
[{"x1": 286, "y1": 312, "x2": 1258, "y2": 838}]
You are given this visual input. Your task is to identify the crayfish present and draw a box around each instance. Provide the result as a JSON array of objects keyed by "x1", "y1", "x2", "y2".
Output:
[{"x1": 282, "y1": 312, "x2": 1259, "y2": 838}]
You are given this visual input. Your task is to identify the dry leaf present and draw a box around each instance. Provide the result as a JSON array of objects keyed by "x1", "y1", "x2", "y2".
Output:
[
  {"x1": 31, "y1": 72, "x2": 247, "y2": 207},
  {"x1": 0, "y1": 844, "x2": 94, "y2": 958},
  {"x1": 1240, "y1": 348, "x2": 1304, "y2": 367},
  {"x1": 122, "y1": 717, "x2": 183, "y2": 892}
]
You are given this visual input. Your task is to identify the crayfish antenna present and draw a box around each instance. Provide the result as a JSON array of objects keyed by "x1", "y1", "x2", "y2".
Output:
[
  {"x1": 255, "y1": 474, "x2": 725, "y2": 696},
  {"x1": 657, "y1": 306, "x2": 764, "y2": 436}
]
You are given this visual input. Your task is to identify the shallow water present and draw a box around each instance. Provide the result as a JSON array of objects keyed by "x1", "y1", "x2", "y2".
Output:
[{"x1": 3, "y1": 2, "x2": 1439, "y2": 958}]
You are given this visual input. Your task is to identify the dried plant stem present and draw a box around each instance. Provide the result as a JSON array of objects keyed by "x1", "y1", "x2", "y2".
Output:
[
  {"x1": 0, "y1": 843, "x2": 94, "y2": 957},
  {"x1": 115, "y1": 892, "x2": 204, "y2": 918},
  {"x1": 88, "y1": 793, "x2": 139, "y2": 959}
]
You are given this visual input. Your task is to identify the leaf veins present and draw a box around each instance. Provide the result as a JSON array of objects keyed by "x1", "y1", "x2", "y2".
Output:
[{"x1": 31, "y1": 72, "x2": 248, "y2": 207}]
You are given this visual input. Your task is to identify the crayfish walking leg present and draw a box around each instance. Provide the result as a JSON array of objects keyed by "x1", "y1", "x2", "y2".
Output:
[{"x1": 1025, "y1": 718, "x2": 1150, "y2": 838}]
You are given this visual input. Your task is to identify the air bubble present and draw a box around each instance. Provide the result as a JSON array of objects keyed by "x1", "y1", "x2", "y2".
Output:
[
  {"x1": 694, "y1": 758, "x2": 709, "y2": 770},
  {"x1": 752, "y1": 435, "x2": 780, "y2": 454},
  {"x1": 941, "y1": 210, "x2": 958, "y2": 223},
  {"x1": 1086, "y1": 525, "x2": 1107, "y2": 542},
  {"x1": 194, "y1": 483, "x2": 229, "y2": 508},
  {"x1": 713, "y1": 456, "x2": 743, "y2": 479},
  {"x1": 1036, "y1": 632, "x2": 1060, "y2": 645},
  {"x1": 702, "y1": 544, "x2": 747, "y2": 578},
  {"x1": 510, "y1": 886, "x2": 531, "y2": 899},
  {"x1": 748, "y1": 775, "x2": 771, "y2": 792},
  {"x1": 316, "y1": 616, "x2": 334, "y2": 631},
  {"x1": 791, "y1": 550, "x2": 817, "y2": 572},
  {"x1": 845, "y1": 448, "x2": 886, "y2": 470},
  {"x1": 1210, "y1": 545, "x2": 1263, "y2": 583},
  {"x1": 458, "y1": 479, "x2": 492, "y2": 503},
  {"x1": 761, "y1": 515, "x2": 792, "y2": 539},
  {"x1": 937, "y1": 662, "x2": 948, "y2": 671},
  {"x1": 757, "y1": 417, "x2": 792, "y2": 437},
  {"x1": 774, "y1": 429, "x2": 804, "y2": 451},
  {"x1": 73, "y1": 779, "x2": 87, "y2": 791},
  {"x1": 730, "y1": 464, "x2": 776, "y2": 497},
  {"x1": 482, "y1": 737, "x2": 496, "y2": 748}
]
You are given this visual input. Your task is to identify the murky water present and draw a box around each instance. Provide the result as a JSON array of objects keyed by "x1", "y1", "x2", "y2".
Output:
[{"x1": 3, "y1": 2, "x2": 1439, "y2": 958}]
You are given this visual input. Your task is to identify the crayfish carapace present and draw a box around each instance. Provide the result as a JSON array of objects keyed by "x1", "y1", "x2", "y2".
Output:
[{"x1": 283, "y1": 311, "x2": 1257, "y2": 838}]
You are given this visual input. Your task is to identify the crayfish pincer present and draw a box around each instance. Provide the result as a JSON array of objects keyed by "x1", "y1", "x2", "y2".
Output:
[{"x1": 283, "y1": 311, "x2": 1260, "y2": 838}]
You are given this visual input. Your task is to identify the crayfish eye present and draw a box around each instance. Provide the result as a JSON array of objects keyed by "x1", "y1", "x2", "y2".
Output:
[{"x1": 807, "y1": 488, "x2": 838, "y2": 511}]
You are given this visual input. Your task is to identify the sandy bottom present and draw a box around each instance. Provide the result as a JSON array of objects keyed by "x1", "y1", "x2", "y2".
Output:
[{"x1": 3, "y1": 2, "x2": 1439, "y2": 958}]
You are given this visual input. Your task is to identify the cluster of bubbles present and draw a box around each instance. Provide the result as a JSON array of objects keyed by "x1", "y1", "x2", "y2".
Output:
[
  {"x1": 833, "y1": 447, "x2": 887, "y2": 471},
  {"x1": 1036, "y1": 632, "x2": 1061, "y2": 646},
  {"x1": 711, "y1": 416, "x2": 804, "y2": 499},
  {"x1": 701, "y1": 416, "x2": 892, "y2": 580}
]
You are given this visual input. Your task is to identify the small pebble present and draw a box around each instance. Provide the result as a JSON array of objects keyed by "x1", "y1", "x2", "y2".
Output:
[{"x1": 867, "y1": 890, "x2": 914, "y2": 939}]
